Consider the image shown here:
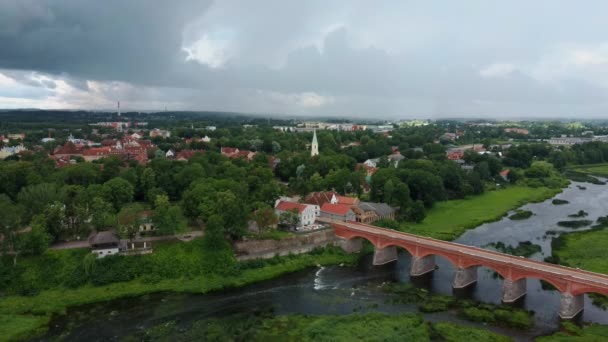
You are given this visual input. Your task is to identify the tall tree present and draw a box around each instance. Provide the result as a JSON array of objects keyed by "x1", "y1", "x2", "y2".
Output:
[
  {"x1": 152, "y1": 195, "x2": 187, "y2": 235},
  {"x1": 0, "y1": 194, "x2": 23, "y2": 265},
  {"x1": 102, "y1": 177, "x2": 134, "y2": 211}
]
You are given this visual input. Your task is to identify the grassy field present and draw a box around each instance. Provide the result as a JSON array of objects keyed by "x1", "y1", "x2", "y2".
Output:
[
  {"x1": 403, "y1": 186, "x2": 561, "y2": 240},
  {"x1": 552, "y1": 229, "x2": 608, "y2": 274},
  {"x1": 568, "y1": 163, "x2": 608, "y2": 177},
  {"x1": 0, "y1": 247, "x2": 360, "y2": 342}
]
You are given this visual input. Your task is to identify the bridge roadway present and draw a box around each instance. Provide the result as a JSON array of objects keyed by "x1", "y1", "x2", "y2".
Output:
[{"x1": 321, "y1": 218, "x2": 608, "y2": 319}]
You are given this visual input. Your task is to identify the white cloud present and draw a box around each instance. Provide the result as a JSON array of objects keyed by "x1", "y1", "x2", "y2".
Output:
[
  {"x1": 479, "y1": 63, "x2": 517, "y2": 78},
  {"x1": 183, "y1": 33, "x2": 233, "y2": 68}
]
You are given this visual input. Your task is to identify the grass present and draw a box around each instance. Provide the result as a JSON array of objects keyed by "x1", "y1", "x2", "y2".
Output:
[
  {"x1": 381, "y1": 282, "x2": 534, "y2": 330},
  {"x1": 537, "y1": 323, "x2": 608, "y2": 341},
  {"x1": 0, "y1": 247, "x2": 360, "y2": 342},
  {"x1": 551, "y1": 228, "x2": 608, "y2": 310},
  {"x1": 552, "y1": 229, "x2": 608, "y2": 275},
  {"x1": 556, "y1": 220, "x2": 592, "y2": 229},
  {"x1": 121, "y1": 312, "x2": 512, "y2": 342},
  {"x1": 402, "y1": 186, "x2": 561, "y2": 240},
  {"x1": 568, "y1": 163, "x2": 608, "y2": 178},
  {"x1": 509, "y1": 210, "x2": 534, "y2": 220}
]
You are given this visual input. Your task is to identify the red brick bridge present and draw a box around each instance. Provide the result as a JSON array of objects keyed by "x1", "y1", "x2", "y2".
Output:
[{"x1": 331, "y1": 220, "x2": 608, "y2": 319}]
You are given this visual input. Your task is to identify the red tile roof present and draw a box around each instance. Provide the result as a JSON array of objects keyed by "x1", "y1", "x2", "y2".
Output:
[
  {"x1": 305, "y1": 191, "x2": 338, "y2": 206},
  {"x1": 82, "y1": 147, "x2": 112, "y2": 156},
  {"x1": 321, "y1": 203, "x2": 353, "y2": 216},
  {"x1": 336, "y1": 196, "x2": 358, "y2": 205},
  {"x1": 275, "y1": 201, "x2": 307, "y2": 213}
]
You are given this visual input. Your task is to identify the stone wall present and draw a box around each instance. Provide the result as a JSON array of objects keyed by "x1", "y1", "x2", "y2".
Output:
[{"x1": 234, "y1": 228, "x2": 337, "y2": 261}]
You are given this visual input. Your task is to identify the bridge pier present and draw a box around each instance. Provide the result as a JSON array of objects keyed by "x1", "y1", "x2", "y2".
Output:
[
  {"x1": 559, "y1": 293, "x2": 584, "y2": 319},
  {"x1": 337, "y1": 237, "x2": 363, "y2": 253},
  {"x1": 502, "y1": 278, "x2": 526, "y2": 303},
  {"x1": 410, "y1": 255, "x2": 436, "y2": 276},
  {"x1": 452, "y1": 266, "x2": 478, "y2": 289},
  {"x1": 373, "y1": 246, "x2": 398, "y2": 265}
]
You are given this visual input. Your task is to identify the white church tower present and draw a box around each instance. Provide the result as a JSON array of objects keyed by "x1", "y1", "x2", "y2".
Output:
[{"x1": 311, "y1": 129, "x2": 319, "y2": 156}]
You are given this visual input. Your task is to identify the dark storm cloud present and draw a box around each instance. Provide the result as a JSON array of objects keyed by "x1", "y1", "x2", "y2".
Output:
[
  {"x1": 0, "y1": 0, "x2": 211, "y2": 84},
  {"x1": 1, "y1": 0, "x2": 608, "y2": 117}
]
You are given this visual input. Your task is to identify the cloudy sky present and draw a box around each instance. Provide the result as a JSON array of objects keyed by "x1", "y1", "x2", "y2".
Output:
[{"x1": 1, "y1": 1, "x2": 608, "y2": 119}]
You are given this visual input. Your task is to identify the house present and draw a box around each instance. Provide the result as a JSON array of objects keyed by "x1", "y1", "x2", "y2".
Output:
[
  {"x1": 305, "y1": 191, "x2": 339, "y2": 209},
  {"x1": 89, "y1": 231, "x2": 121, "y2": 258},
  {"x1": 388, "y1": 152, "x2": 405, "y2": 166},
  {"x1": 54, "y1": 142, "x2": 84, "y2": 158},
  {"x1": 82, "y1": 147, "x2": 112, "y2": 162},
  {"x1": 221, "y1": 147, "x2": 240, "y2": 158},
  {"x1": 500, "y1": 169, "x2": 511, "y2": 181},
  {"x1": 274, "y1": 200, "x2": 318, "y2": 226},
  {"x1": 139, "y1": 211, "x2": 155, "y2": 232},
  {"x1": 335, "y1": 195, "x2": 360, "y2": 206},
  {"x1": 201, "y1": 135, "x2": 211, "y2": 143},
  {"x1": 320, "y1": 203, "x2": 356, "y2": 222},
  {"x1": 364, "y1": 158, "x2": 379, "y2": 168},
  {"x1": 150, "y1": 128, "x2": 171, "y2": 138},
  {"x1": 175, "y1": 149, "x2": 204, "y2": 161},
  {"x1": 0, "y1": 144, "x2": 27, "y2": 158},
  {"x1": 165, "y1": 149, "x2": 175, "y2": 158},
  {"x1": 504, "y1": 128, "x2": 529, "y2": 135},
  {"x1": 7, "y1": 133, "x2": 25, "y2": 140},
  {"x1": 354, "y1": 202, "x2": 395, "y2": 223}
]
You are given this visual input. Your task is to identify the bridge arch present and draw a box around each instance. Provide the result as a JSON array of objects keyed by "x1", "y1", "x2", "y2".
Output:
[{"x1": 571, "y1": 286, "x2": 608, "y2": 297}]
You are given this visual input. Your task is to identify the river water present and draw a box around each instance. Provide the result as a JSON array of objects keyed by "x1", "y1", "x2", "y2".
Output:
[{"x1": 41, "y1": 181, "x2": 608, "y2": 341}]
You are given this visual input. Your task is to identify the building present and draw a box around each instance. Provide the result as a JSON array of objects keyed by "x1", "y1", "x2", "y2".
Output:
[
  {"x1": 150, "y1": 128, "x2": 171, "y2": 138},
  {"x1": 320, "y1": 203, "x2": 356, "y2": 222},
  {"x1": 311, "y1": 129, "x2": 319, "y2": 156},
  {"x1": 353, "y1": 202, "x2": 395, "y2": 224},
  {"x1": 305, "y1": 191, "x2": 339, "y2": 209},
  {"x1": 165, "y1": 149, "x2": 175, "y2": 158},
  {"x1": 7, "y1": 133, "x2": 25, "y2": 140},
  {"x1": 221, "y1": 147, "x2": 257, "y2": 161},
  {"x1": 139, "y1": 211, "x2": 155, "y2": 233},
  {"x1": 0, "y1": 144, "x2": 27, "y2": 158},
  {"x1": 504, "y1": 128, "x2": 530, "y2": 135},
  {"x1": 364, "y1": 158, "x2": 379, "y2": 168},
  {"x1": 274, "y1": 200, "x2": 318, "y2": 226},
  {"x1": 89, "y1": 231, "x2": 121, "y2": 258},
  {"x1": 82, "y1": 147, "x2": 112, "y2": 162}
]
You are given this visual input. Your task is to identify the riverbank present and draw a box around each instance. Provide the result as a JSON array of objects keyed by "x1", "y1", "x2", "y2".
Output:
[
  {"x1": 120, "y1": 312, "x2": 513, "y2": 341},
  {"x1": 0, "y1": 246, "x2": 361, "y2": 342},
  {"x1": 1, "y1": 185, "x2": 564, "y2": 341},
  {"x1": 403, "y1": 186, "x2": 562, "y2": 240},
  {"x1": 567, "y1": 163, "x2": 608, "y2": 177}
]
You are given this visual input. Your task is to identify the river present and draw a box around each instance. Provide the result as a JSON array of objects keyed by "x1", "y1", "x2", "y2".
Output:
[{"x1": 40, "y1": 181, "x2": 608, "y2": 341}]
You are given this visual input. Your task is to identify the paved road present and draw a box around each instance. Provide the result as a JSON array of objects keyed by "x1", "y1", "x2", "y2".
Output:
[
  {"x1": 325, "y1": 218, "x2": 608, "y2": 292},
  {"x1": 49, "y1": 231, "x2": 203, "y2": 250}
]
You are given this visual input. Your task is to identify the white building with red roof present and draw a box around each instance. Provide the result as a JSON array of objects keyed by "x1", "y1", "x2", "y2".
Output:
[{"x1": 274, "y1": 200, "x2": 318, "y2": 226}]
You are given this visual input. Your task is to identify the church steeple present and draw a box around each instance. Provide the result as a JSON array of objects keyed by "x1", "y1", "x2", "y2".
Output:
[{"x1": 311, "y1": 129, "x2": 319, "y2": 156}]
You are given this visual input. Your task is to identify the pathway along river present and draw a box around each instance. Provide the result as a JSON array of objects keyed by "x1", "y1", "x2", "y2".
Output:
[{"x1": 41, "y1": 181, "x2": 608, "y2": 341}]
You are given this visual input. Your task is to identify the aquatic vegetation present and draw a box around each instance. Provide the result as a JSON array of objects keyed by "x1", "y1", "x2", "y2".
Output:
[{"x1": 509, "y1": 210, "x2": 534, "y2": 220}]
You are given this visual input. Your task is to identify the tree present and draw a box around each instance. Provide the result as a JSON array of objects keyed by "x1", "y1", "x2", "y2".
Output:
[
  {"x1": 406, "y1": 200, "x2": 426, "y2": 223},
  {"x1": 250, "y1": 204, "x2": 278, "y2": 233},
  {"x1": 139, "y1": 168, "x2": 156, "y2": 201},
  {"x1": 16, "y1": 182, "x2": 60, "y2": 221},
  {"x1": 117, "y1": 203, "x2": 143, "y2": 242},
  {"x1": 199, "y1": 191, "x2": 247, "y2": 240},
  {"x1": 91, "y1": 197, "x2": 116, "y2": 230},
  {"x1": 152, "y1": 195, "x2": 187, "y2": 235},
  {"x1": 0, "y1": 194, "x2": 23, "y2": 265},
  {"x1": 43, "y1": 202, "x2": 66, "y2": 242},
  {"x1": 20, "y1": 215, "x2": 50, "y2": 256},
  {"x1": 279, "y1": 209, "x2": 300, "y2": 230},
  {"x1": 102, "y1": 177, "x2": 134, "y2": 211},
  {"x1": 201, "y1": 215, "x2": 237, "y2": 275}
]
